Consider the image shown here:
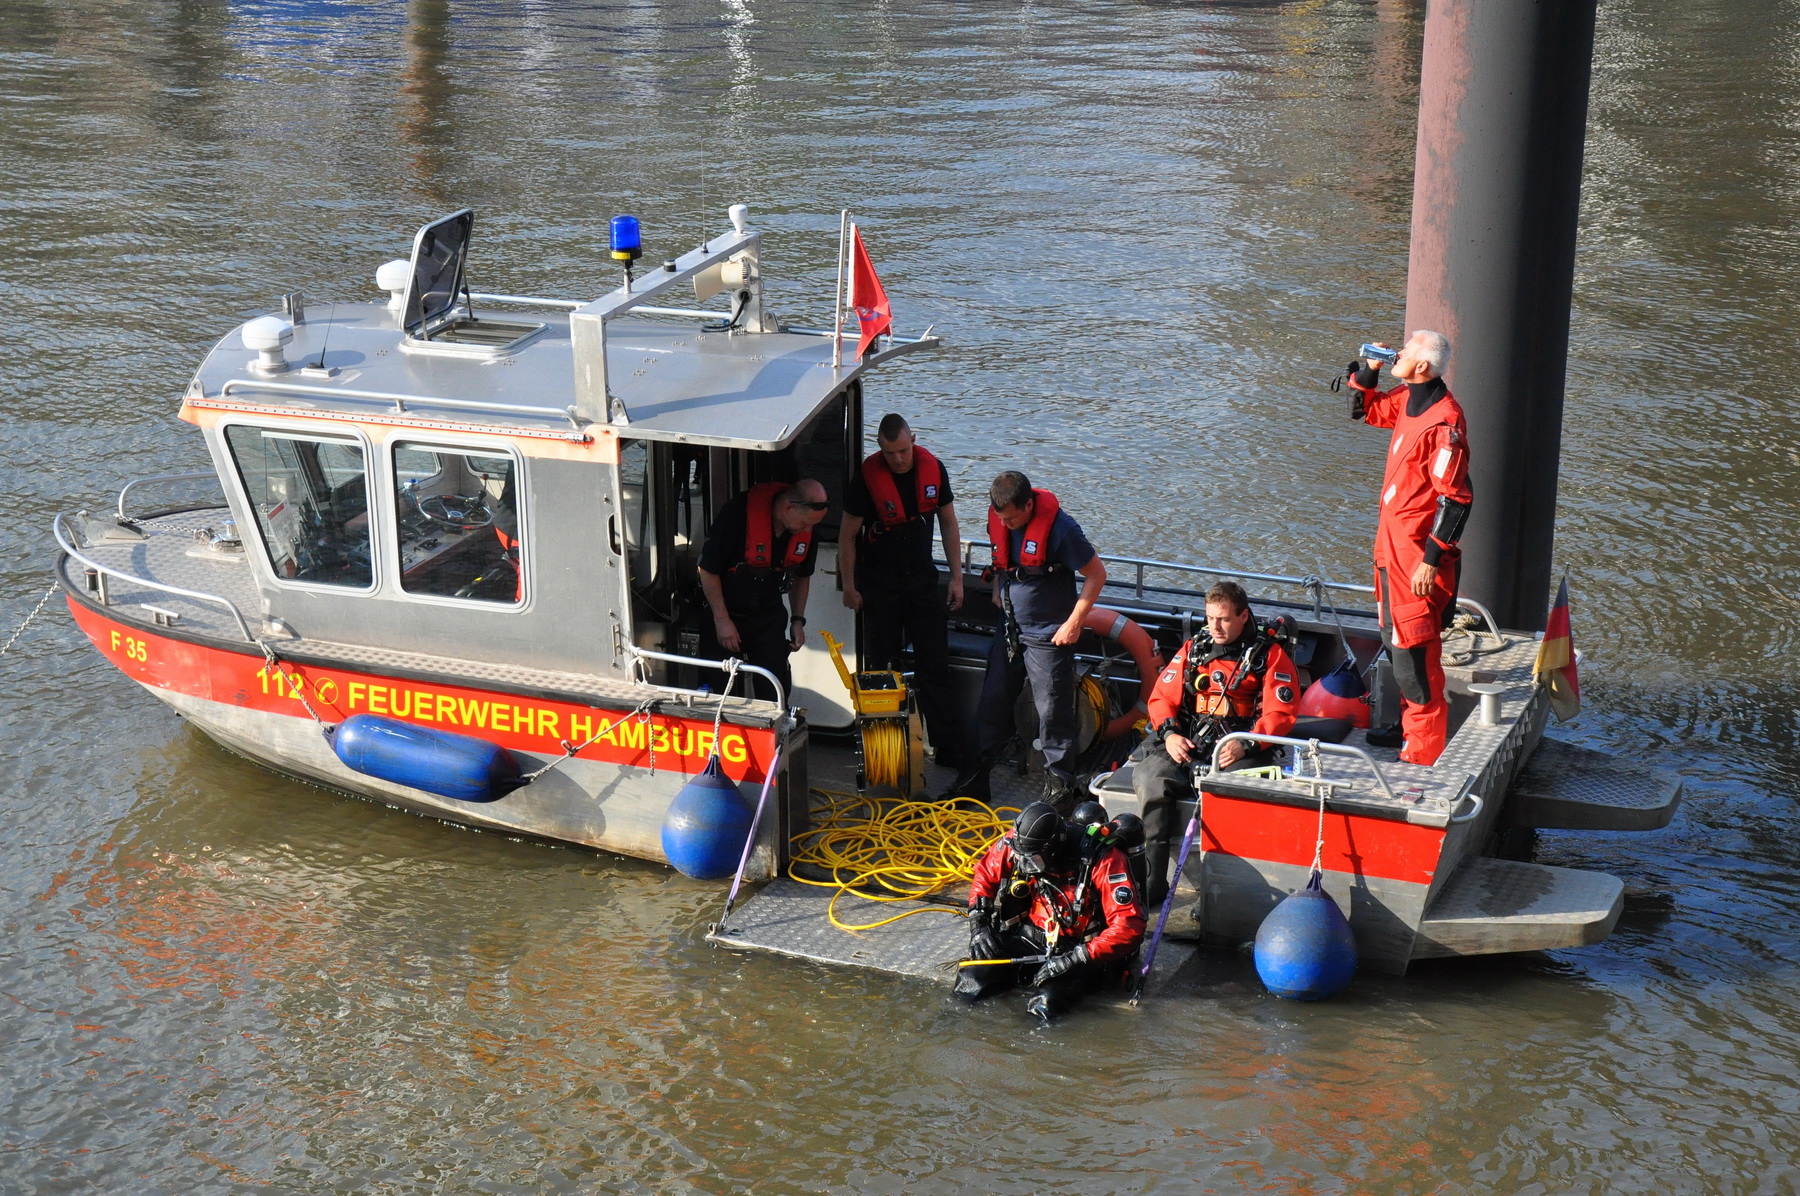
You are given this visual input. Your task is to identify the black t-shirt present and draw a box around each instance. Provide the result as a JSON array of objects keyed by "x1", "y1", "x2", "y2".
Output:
[
  {"x1": 699, "y1": 491, "x2": 818, "y2": 614},
  {"x1": 842, "y1": 455, "x2": 956, "y2": 580}
]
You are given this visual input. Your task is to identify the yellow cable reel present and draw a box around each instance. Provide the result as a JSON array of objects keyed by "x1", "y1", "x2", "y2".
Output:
[{"x1": 821, "y1": 630, "x2": 927, "y2": 797}]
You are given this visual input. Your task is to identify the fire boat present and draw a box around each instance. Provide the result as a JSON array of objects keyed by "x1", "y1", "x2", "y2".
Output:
[{"x1": 53, "y1": 205, "x2": 1679, "y2": 982}]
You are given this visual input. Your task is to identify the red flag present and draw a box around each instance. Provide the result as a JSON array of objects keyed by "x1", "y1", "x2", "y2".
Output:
[
  {"x1": 1533, "y1": 576, "x2": 1581, "y2": 721},
  {"x1": 850, "y1": 225, "x2": 891, "y2": 360}
]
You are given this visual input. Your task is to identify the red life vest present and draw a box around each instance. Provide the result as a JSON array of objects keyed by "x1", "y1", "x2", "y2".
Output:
[
  {"x1": 860, "y1": 446, "x2": 944, "y2": 532},
  {"x1": 742, "y1": 482, "x2": 812, "y2": 570},
  {"x1": 987, "y1": 488, "x2": 1061, "y2": 573}
]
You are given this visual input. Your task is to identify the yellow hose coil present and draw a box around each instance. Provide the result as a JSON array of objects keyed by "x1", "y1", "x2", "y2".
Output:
[
  {"x1": 859, "y1": 719, "x2": 908, "y2": 789},
  {"x1": 789, "y1": 789, "x2": 1022, "y2": 932}
]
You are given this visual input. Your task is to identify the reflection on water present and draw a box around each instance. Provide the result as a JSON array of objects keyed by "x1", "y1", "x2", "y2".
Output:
[{"x1": 3, "y1": 0, "x2": 1800, "y2": 1190}]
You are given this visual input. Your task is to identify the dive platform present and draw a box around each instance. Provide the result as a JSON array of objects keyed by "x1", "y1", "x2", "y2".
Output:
[{"x1": 709, "y1": 878, "x2": 1199, "y2": 996}]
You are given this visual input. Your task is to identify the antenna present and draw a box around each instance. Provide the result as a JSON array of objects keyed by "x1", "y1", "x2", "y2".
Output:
[{"x1": 315, "y1": 302, "x2": 336, "y2": 370}]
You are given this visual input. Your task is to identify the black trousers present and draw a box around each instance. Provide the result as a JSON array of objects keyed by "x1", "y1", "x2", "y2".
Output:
[
  {"x1": 975, "y1": 627, "x2": 1077, "y2": 779},
  {"x1": 860, "y1": 567, "x2": 972, "y2": 767},
  {"x1": 952, "y1": 926, "x2": 1118, "y2": 1017},
  {"x1": 699, "y1": 602, "x2": 792, "y2": 705},
  {"x1": 1132, "y1": 737, "x2": 1277, "y2": 900}
]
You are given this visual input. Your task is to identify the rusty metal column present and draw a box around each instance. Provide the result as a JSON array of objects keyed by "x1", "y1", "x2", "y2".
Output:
[{"x1": 1404, "y1": 0, "x2": 1599, "y2": 632}]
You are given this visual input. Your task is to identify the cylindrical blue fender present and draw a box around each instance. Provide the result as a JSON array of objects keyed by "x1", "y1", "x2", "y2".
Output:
[
  {"x1": 661, "y1": 755, "x2": 753, "y2": 880},
  {"x1": 1253, "y1": 870, "x2": 1358, "y2": 1000},
  {"x1": 332, "y1": 714, "x2": 521, "y2": 804}
]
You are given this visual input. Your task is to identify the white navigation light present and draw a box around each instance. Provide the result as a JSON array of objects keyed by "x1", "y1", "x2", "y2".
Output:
[
  {"x1": 376, "y1": 258, "x2": 411, "y2": 309},
  {"x1": 242, "y1": 315, "x2": 295, "y2": 374},
  {"x1": 729, "y1": 203, "x2": 749, "y2": 235}
]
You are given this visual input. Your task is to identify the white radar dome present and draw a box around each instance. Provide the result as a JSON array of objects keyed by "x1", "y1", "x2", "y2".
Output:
[
  {"x1": 376, "y1": 259, "x2": 411, "y2": 309},
  {"x1": 243, "y1": 315, "x2": 294, "y2": 374}
]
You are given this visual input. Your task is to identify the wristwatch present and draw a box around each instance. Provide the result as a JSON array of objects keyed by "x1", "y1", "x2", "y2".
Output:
[{"x1": 789, "y1": 615, "x2": 806, "y2": 624}]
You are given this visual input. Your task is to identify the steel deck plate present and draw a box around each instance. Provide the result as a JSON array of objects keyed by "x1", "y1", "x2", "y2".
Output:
[
  {"x1": 708, "y1": 876, "x2": 1199, "y2": 995},
  {"x1": 1505, "y1": 736, "x2": 1683, "y2": 831}
]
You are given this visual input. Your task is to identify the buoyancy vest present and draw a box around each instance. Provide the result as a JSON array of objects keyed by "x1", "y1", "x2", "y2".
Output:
[
  {"x1": 860, "y1": 446, "x2": 944, "y2": 534},
  {"x1": 742, "y1": 482, "x2": 812, "y2": 570},
  {"x1": 987, "y1": 488, "x2": 1061, "y2": 574},
  {"x1": 1182, "y1": 624, "x2": 1281, "y2": 728}
]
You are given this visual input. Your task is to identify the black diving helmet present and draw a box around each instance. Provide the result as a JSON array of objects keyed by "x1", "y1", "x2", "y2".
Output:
[{"x1": 1011, "y1": 801, "x2": 1067, "y2": 876}]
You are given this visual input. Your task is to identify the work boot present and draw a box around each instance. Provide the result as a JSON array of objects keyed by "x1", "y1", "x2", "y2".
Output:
[
  {"x1": 1042, "y1": 771, "x2": 1082, "y2": 816},
  {"x1": 1364, "y1": 724, "x2": 1404, "y2": 749},
  {"x1": 942, "y1": 763, "x2": 992, "y2": 804},
  {"x1": 1143, "y1": 841, "x2": 1171, "y2": 908}
]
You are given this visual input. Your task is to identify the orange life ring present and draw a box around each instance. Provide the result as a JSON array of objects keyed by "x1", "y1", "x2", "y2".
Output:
[{"x1": 1083, "y1": 606, "x2": 1163, "y2": 740}]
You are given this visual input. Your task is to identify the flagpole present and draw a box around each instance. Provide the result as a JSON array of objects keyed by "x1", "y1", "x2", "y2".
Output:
[
  {"x1": 848, "y1": 221, "x2": 861, "y2": 362},
  {"x1": 832, "y1": 209, "x2": 848, "y2": 369}
]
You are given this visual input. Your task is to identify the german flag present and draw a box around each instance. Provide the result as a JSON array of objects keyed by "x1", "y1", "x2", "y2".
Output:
[{"x1": 1534, "y1": 576, "x2": 1580, "y2": 721}]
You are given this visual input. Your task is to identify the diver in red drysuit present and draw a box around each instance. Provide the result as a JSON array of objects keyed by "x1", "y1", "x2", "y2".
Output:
[
  {"x1": 1346, "y1": 332, "x2": 1473, "y2": 766},
  {"x1": 957, "y1": 802, "x2": 1146, "y2": 1022}
]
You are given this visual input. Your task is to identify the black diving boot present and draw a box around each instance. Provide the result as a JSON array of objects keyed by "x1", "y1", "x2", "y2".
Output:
[
  {"x1": 942, "y1": 763, "x2": 992, "y2": 803},
  {"x1": 1364, "y1": 724, "x2": 1404, "y2": 749},
  {"x1": 1143, "y1": 841, "x2": 1171, "y2": 908},
  {"x1": 1043, "y1": 771, "x2": 1082, "y2": 817}
]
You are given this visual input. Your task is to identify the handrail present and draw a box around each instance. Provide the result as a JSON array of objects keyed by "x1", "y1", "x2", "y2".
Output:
[
  {"x1": 945, "y1": 536, "x2": 1376, "y2": 607},
  {"x1": 117, "y1": 472, "x2": 223, "y2": 522},
  {"x1": 216, "y1": 379, "x2": 584, "y2": 431},
  {"x1": 467, "y1": 291, "x2": 583, "y2": 310},
  {"x1": 1450, "y1": 789, "x2": 1485, "y2": 824},
  {"x1": 1454, "y1": 596, "x2": 1501, "y2": 634},
  {"x1": 1207, "y1": 731, "x2": 1397, "y2": 802},
  {"x1": 627, "y1": 644, "x2": 788, "y2": 716},
  {"x1": 54, "y1": 512, "x2": 257, "y2": 643}
]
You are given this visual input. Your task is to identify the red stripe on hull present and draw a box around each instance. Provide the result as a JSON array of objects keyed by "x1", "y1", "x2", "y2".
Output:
[
  {"x1": 68, "y1": 599, "x2": 779, "y2": 783},
  {"x1": 1200, "y1": 788, "x2": 1444, "y2": 886}
]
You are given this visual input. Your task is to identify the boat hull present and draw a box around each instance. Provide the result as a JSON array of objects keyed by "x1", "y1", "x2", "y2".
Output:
[{"x1": 67, "y1": 597, "x2": 796, "y2": 876}]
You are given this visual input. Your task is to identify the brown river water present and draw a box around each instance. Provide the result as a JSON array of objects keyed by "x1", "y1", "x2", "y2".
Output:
[{"x1": 3, "y1": 1, "x2": 1798, "y2": 1191}]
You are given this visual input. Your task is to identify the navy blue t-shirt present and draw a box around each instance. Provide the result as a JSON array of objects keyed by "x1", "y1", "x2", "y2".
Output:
[{"x1": 1000, "y1": 508, "x2": 1096, "y2": 633}]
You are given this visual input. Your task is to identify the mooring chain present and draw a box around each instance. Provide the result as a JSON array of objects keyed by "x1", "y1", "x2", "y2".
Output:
[
  {"x1": 257, "y1": 639, "x2": 334, "y2": 739},
  {"x1": 0, "y1": 580, "x2": 62, "y2": 661},
  {"x1": 521, "y1": 694, "x2": 660, "y2": 783}
]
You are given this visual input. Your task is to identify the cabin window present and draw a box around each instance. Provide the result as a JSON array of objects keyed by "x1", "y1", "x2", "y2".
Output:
[
  {"x1": 225, "y1": 426, "x2": 374, "y2": 589},
  {"x1": 392, "y1": 442, "x2": 523, "y2": 604},
  {"x1": 618, "y1": 438, "x2": 658, "y2": 593}
]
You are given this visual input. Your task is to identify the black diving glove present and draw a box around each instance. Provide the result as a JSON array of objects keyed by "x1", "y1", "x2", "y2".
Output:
[
  {"x1": 1032, "y1": 944, "x2": 1088, "y2": 987},
  {"x1": 968, "y1": 904, "x2": 1002, "y2": 960}
]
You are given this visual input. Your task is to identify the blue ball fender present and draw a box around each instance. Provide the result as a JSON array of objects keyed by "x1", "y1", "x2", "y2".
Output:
[
  {"x1": 1253, "y1": 871, "x2": 1358, "y2": 1000},
  {"x1": 332, "y1": 714, "x2": 521, "y2": 804},
  {"x1": 661, "y1": 755, "x2": 753, "y2": 880}
]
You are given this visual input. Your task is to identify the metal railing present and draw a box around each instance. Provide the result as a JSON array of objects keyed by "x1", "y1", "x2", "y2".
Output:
[
  {"x1": 216, "y1": 379, "x2": 584, "y2": 431},
  {"x1": 1209, "y1": 731, "x2": 1398, "y2": 802},
  {"x1": 627, "y1": 644, "x2": 787, "y2": 716},
  {"x1": 945, "y1": 536, "x2": 1512, "y2": 633},
  {"x1": 54, "y1": 512, "x2": 257, "y2": 643},
  {"x1": 946, "y1": 537, "x2": 1373, "y2": 618},
  {"x1": 467, "y1": 291, "x2": 583, "y2": 310},
  {"x1": 117, "y1": 472, "x2": 224, "y2": 523}
]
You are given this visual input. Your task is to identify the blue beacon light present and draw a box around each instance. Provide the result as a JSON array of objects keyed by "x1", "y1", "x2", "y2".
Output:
[
  {"x1": 611, "y1": 215, "x2": 642, "y2": 262},
  {"x1": 611, "y1": 214, "x2": 643, "y2": 287}
]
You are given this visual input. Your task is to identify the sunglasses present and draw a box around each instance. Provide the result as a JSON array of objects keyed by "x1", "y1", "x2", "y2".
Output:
[{"x1": 798, "y1": 501, "x2": 829, "y2": 512}]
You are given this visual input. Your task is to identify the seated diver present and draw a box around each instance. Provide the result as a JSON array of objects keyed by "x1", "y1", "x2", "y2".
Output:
[
  {"x1": 1131, "y1": 580, "x2": 1300, "y2": 904},
  {"x1": 957, "y1": 801, "x2": 1147, "y2": 1022}
]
